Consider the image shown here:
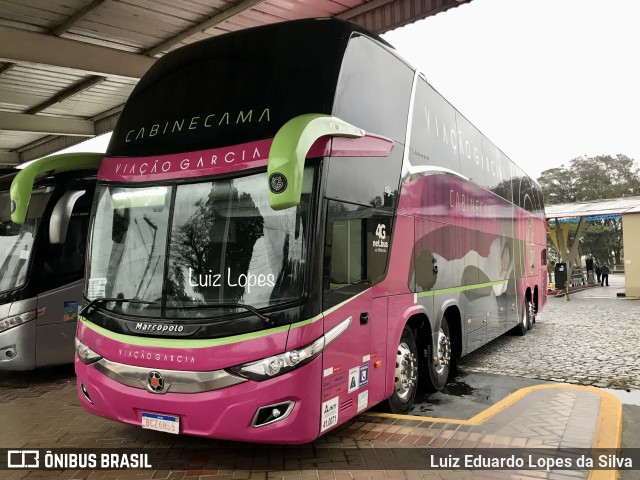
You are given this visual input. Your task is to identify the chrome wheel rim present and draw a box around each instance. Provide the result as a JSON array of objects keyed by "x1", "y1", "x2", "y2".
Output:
[
  {"x1": 528, "y1": 302, "x2": 536, "y2": 325},
  {"x1": 433, "y1": 329, "x2": 451, "y2": 375},
  {"x1": 394, "y1": 342, "x2": 417, "y2": 400}
]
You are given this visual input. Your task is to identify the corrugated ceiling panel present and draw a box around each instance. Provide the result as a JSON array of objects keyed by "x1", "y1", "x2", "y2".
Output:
[
  {"x1": 0, "y1": 0, "x2": 71, "y2": 30},
  {"x1": 0, "y1": 131, "x2": 45, "y2": 150},
  {"x1": 40, "y1": 82, "x2": 135, "y2": 118},
  {"x1": 349, "y1": 0, "x2": 467, "y2": 34},
  {"x1": 64, "y1": 0, "x2": 245, "y2": 52},
  {"x1": 117, "y1": 0, "x2": 212, "y2": 23},
  {"x1": 1, "y1": 0, "x2": 468, "y2": 163},
  {"x1": 0, "y1": 65, "x2": 84, "y2": 97},
  {"x1": 0, "y1": 103, "x2": 24, "y2": 112}
]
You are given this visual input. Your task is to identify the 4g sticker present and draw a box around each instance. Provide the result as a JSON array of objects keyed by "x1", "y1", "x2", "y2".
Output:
[{"x1": 372, "y1": 222, "x2": 389, "y2": 253}]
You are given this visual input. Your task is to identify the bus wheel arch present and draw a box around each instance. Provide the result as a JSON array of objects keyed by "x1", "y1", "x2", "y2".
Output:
[{"x1": 383, "y1": 315, "x2": 425, "y2": 413}]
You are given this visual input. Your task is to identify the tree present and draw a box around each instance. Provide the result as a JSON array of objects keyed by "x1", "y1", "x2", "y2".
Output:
[
  {"x1": 538, "y1": 154, "x2": 638, "y2": 267},
  {"x1": 538, "y1": 154, "x2": 640, "y2": 203}
]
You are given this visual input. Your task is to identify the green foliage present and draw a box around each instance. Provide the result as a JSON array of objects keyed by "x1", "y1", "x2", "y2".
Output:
[
  {"x1": 538, "y1": 154, "x2": 638, "y2": 266},
  {"x1": 537, "y1": 154, "x2": 640, "y2": 204}
]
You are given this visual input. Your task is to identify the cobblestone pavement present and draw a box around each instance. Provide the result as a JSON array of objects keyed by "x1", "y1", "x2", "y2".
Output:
[{"x1": 459, "y1": 274, "x2": 640, "y2": 390}]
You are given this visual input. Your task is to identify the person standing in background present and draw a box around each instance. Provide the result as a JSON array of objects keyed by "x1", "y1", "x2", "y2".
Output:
[
  {"x1": 601, "y1": 263, "x2": 610, "y2": 286},
  {"x1": 595, "y1": 263, "x2": 602, "y2": 284}
]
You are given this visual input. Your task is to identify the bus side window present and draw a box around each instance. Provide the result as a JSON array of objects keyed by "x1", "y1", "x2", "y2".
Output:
[
  {"x1": 37, "y1": 192, "x2": 93, "y2": 293},
  {"x1": 323, "y1": 200, "x2": 391, "y2": 310}
]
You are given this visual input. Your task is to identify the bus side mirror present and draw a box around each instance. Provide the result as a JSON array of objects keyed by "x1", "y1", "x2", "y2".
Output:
[
  {"x1": 49, "y1": 190, "x2": 86, "y2": 244},
  {"x1": 267, "y1": 114, "x2": 364, "y2": 211}
]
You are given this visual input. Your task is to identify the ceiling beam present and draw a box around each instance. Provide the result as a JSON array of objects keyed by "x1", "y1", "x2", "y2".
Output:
[
  {"x1": 0, "y1": 63, "x2": 14, "y2": 75},
  {"x1": 0, "y1": 150, "x2": 19, "y2": 165},
  {"x1": 16, "y1": 105, "x2": 123, "y2": 163},
  {"x1": 0, "y1": 112, "x2": 95, "y2": 136},
  {"x1": 51, "y1": 0, "x2": 111, "y2": 36},
  {"x1": 0, "y1": 26, "x2": 155, "y2": 79},
  {"x1": 145, "y1": 0, "x2": 265, "y2": 57}
]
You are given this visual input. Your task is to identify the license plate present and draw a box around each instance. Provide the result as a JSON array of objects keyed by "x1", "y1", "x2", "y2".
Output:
[{"x1": 141, "y1": 412, "x2": 180, "y2": 434}]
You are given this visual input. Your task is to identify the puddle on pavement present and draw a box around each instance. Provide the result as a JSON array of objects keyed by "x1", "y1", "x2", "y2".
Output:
[
  {"x1": 408, "y1": 370, "x2": 548, "y2": 419},
  {"x1": 603, "y1": 388, "x2": 640, "y2": 406}
]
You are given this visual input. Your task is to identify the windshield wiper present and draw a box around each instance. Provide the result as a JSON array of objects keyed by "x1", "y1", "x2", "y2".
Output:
[
  {"x1": 168, "y1": 302, "x2": 275, "y2": 327},
  {"x1": 81, "y1": 297, "x2": 157, "y2": 316}
]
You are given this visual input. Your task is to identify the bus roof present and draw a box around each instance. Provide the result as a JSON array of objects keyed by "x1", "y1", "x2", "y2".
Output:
[
  {"x1": 107, "y1": 18, "x2": 389, "y2": 158},
  {"x1": 10, "y1": 152, "x2": 103, "y2": 224}
]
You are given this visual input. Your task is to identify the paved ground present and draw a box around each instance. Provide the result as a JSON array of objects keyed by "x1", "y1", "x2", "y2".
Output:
[
  {"x1": 459, "y1": 274, "x2": 640, "y2": 390},
  {"x1": 1, "y1": 277, "x2": 636, "y2": 479},
  {"x1": 0, "y1": 375, "x2": 621, "y2": 480}
]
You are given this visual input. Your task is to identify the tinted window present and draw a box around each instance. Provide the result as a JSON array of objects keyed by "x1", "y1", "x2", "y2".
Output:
[
  {"x1": 325, "y1": 147, "x2": 403, "y2": 213},
  {"x1": 455, "y1": 112, "x2": 485, "y2": 186},
  {"x1": 409, "y1": 79, "x2": 460, "y2": 173},
  {"x1": 36, "y1": 192, "x2": 91, "y2": 293},
  {"x1": 333, "y1": 35, "x2": 414, "y2": 145},
  {"x1": 323, "y1": 200, "x2": 392, "y2": 309},
  {"x1": 0, "y1": 188, "x2": 52, "y2": 293}
]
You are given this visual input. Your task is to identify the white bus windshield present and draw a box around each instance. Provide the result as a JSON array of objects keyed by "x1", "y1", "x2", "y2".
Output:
[{"x1": 0, "y1": 189, "x2": 52, "y2": 293}]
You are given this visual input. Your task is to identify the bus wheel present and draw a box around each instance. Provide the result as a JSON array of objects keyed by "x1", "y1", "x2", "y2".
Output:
[
  {"x1": 529, "y1": 301, "x2": 537, "y2": 327},
  {"x1": 426, "y1": 318, "x2": 453, "y2": 392},
  {"x1": 515, "y1": 301, "x2": 530, "y2": 335},
  {"x1": 384, "y1": 326, "x2": 418, "y2": 414}
]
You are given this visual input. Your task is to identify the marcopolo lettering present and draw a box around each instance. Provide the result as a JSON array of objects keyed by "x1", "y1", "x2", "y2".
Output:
[{"x1": 135, "y1": 323, "x2": 184, "y2": 333}]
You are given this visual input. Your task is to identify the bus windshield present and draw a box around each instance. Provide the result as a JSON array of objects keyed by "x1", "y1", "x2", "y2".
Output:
[
  {"x1": 86, "y1": 168, "x2": 315, "y2": 319},
  {"x1": 0, "y1": 188, "x2": 52, "y2": 294}
]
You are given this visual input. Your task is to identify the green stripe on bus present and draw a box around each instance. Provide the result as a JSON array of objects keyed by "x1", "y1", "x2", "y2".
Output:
[
  {"x1": 80, "y1": 316, "x2": 294, "y2": 349},
  {"x1": 417, "y1": 280, "x2": 508, "y2": 298},
  {"x1": 78, "y1": 289, "x2": 372, "y2": 349}
]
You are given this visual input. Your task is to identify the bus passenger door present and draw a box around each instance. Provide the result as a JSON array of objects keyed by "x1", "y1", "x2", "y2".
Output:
[{"x1": 321, "y1": 201, "x2": 377, "y2": 425}]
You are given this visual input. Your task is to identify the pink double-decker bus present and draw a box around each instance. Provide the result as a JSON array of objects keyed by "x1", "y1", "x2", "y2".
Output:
[{"x1": 75, "y1": 18, "x2": 547, "y2": 444}]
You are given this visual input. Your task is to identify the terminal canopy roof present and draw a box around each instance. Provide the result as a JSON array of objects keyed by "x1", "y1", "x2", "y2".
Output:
[
  {"x1": 0, "y1": 0, "x2": 470, "y2": 167},
  {"x1": 545, "y1": 196, "x2": 640, "y2": 222}
]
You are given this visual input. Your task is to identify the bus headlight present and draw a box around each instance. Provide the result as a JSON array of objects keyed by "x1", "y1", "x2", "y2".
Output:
[
  {"x1": 0, "y1": 309, "x2": 42, "y2": 333},
  {"x1": 227, "y1": 316, "x2": 351, "y2": 381},
  {"x1": 75, "y1": 338, "x2": 102, "y2": 364}
]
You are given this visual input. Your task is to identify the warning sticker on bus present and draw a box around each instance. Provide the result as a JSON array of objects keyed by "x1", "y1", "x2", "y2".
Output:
[
  {"x1": 87, "y1": 278, "x2": 107, "y2": 300},
  {"x1": 320, "y1": 396, "x2": 339, "y2": 433}
]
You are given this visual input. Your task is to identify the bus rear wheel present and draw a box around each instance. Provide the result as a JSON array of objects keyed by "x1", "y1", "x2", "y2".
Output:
[
  {"x1": 383, "y1": 326, "x2": 418, "y2": 414},
  {"x1": 425, "y1": 318, "x2": 453, "y2": 392},
  {"x1": 515, "y1": 300, "x2": 531, "y2": 335}
]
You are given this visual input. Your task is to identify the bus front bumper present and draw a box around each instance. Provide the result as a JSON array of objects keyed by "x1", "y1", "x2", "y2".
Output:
[
  {"x1": 0, "y1": 321, "x2": 36, "y2": 371},
  {"x1": 75, "y1": 355, "x2": 323, "y2": 444}
]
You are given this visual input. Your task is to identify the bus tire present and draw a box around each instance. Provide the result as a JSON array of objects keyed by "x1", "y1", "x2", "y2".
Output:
[
  {"x1": 425, "y1": 318, "x2": 453, "y2": 392},
  {"x1": 383, "y1": 326, "x2": 418, "y2": 414},
  {"x1": 515, "y1": 301, "x2": 530, "y2": 336}
]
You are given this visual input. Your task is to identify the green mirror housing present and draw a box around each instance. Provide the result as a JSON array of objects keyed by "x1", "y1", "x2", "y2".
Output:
[
  {"x1": 267, "y1": 114, "x2": 364, "y2": 211},
  {"x1": 10, "y1": 152, "x2": 103, "y2": 224}
]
